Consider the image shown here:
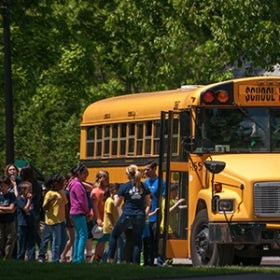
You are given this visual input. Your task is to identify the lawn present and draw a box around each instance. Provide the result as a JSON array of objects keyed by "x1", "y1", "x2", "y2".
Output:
[{"x1": 1, "y1": 260, "x2": 280, "y2": 280}]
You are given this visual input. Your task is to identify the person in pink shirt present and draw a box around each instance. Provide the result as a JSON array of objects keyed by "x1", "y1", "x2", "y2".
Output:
[{"x1": 68, "y1": 163, "x2": 89, "y2": 263}]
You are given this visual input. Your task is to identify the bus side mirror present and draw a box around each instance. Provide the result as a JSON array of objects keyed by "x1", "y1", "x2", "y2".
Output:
[
  {"x1": 182, "y1": 136, "x2": 197, "y2": 153},
  {"x1": 204, "y1": 161, "x2": 226, "y2": 213},
  {"x1": 204, "y1": 161, "x2": 226, "y2": 174}
]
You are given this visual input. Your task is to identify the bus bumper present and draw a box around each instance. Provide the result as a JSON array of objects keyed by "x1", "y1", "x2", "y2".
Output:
[{"x1": 209, "y1": 223, "x2": 280, "y2": 244}]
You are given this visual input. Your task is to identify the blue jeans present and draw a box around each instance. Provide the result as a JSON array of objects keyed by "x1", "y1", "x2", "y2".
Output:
[
  {"x1": 71, "y1": 215, "x2": 87, "y2": 263},
  {"x1": 108, "y1": 214, "x2": 145, "y2": 264},
  {"x1": 17, "y1": 225, "x2": 35, "y2": 260},
  {"x1": 143, "y1": 221, "x2": 157, "y2": 266},
  {"x1": 101, "y1": 233, "x2": 125, "y2": 263},
  {"x1": 38, "y1": 223, "x2": 52, "y2": 261},
  {"x1": 49, "y1": 222, "x2": 67, "y2": 262}
]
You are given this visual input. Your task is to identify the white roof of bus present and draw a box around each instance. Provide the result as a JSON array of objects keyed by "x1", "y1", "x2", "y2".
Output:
[{"x1": 81, "y1": 86, "x2": 203, "y2": 125}]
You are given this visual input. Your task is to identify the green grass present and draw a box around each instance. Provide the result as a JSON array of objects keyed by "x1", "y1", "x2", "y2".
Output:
[{"x1": 1, "y1": 260, "x2": 280, "y2": 280}]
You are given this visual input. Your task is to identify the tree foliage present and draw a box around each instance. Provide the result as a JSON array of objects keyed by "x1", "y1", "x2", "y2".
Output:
[{"x1": 0, "y1": 0, "x2": 279, "y2": 175}]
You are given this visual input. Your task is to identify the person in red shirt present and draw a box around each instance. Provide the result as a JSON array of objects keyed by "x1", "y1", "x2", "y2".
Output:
[{"x1": 90, "y1": 170, "x2": 109, "y2": 262}]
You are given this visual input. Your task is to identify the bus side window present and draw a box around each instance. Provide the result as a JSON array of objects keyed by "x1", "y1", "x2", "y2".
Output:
[
  {"x1": 104, "y1": 125, "x2": 110, "y2": 157},
  {"x1": 120, "y1": 123, "x2": 126, "y2": 156},
  {"x1": 112, "y1": 124, "x2": 118, "y2": 156},
  {"x1": 145, "y1": 121, "x2": 152, "y2": 155},
  {"x1": 128, "y1": 123, "x2": 135, "y2": 156},
  {"x1": 86, "y1": 127, "x2": 95, "y2": 157},
  {"x1": 172, "y1": 119, "x2": 179, "y2": 155},
  {"x1": 137, "y1": 123, "x2": 144, "y2": 156},
  {"x1": 153, "y1": 121, "x2": 160, "y2": 155},
  {"x1": 96, "y1": 126, "x2": 102, "y2": 157}
]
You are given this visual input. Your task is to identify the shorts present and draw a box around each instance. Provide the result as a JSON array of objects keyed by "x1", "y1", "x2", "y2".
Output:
[{"x1": 87, "y1": 220, "x2": 94, "y2": 239}]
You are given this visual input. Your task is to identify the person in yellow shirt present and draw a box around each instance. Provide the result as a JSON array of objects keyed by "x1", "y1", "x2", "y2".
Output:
[
  {"x1": 40, "y1": 174, "x2": 68, "y2": 262},
  {"x1": 101, "y1": 183, "x2": 125, "y2": 263}
]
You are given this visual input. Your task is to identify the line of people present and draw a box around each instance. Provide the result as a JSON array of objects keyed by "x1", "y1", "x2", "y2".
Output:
[{"x1": 0, "y1": 160, "x2": 184, "y2": 265}]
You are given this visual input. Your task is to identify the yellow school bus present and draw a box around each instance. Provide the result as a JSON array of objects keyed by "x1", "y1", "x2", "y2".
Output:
[{"x1": 80, "y1": 76, "x2": 280, "y2": 266}]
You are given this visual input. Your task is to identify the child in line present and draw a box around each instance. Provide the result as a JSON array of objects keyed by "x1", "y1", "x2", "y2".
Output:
[
  {"x1": 101, "y1": 183, "x2": 125, "y2": 263},
  {"x1": 0, "y1": 176, "x2": 17, "y2": 259},
  {"x1": 17, "y1": 181, "x2": 35, "y2": 260},
  {"x1": 41, "y1": 174, "x2": 68, "y2": 262}
]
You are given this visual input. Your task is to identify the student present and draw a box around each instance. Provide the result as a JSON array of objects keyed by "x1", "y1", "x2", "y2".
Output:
[
  {"x1": 143, "y1": 160, "x2": 166, "y2": 266},
  {"x1": 90, "y1": 170, "x2": 109, "y2": 262},
  {"x1": 159, "y1": 184, "x2": 187, "y2": 266},
  {"x1": 167, "y1": 184, "x2": 187, "y2": 239},
  {"x1": 101, "y1": 183, "x2": 124, "y2": 263},
  {"x1": 40, "y1": 174, "x2": 68, "y2": 262},
  {"x1": 60, "y1": 173, "x2": 75, "y2": 262},
  {"x1": 20, "y1": 166, "x2": 43, "y2": 257},
  {"x1": 17, "y1": 181, "x2": 36, "y2": 260},
  {"x1": 0, "y1": 176, "x2": 17, "y2": 259},
  {"x1": 68, "y1": 163, "x2": 90, "y2": 263},
  {"x1": 108, "y1": 165, "x2": 150, "y2": 265},
  {"x1": 3, "y1": 164, "x2": 21, "y2": 197}
]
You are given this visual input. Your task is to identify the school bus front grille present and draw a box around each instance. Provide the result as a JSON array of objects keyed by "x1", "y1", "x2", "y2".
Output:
[{"x1": 254, "y1": 182, "x2": 280, "y2": 217}]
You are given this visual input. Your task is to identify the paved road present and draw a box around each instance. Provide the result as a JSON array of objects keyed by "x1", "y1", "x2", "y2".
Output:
[
  {"x1": 162, "y1": 273, "x2": 280, "y2": 280},
  {"x1": 172, "y1": 256, "x2": 280, "y2": 266}
]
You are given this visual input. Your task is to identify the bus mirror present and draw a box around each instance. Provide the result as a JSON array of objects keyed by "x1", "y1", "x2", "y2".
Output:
[
  {"x1": 204, "y1": 161, "x2": 226, "y2": 174},
  {"x1": 180, "y1": 110, "x2": 191, "y2": 137},
  {"x1": 182, "y1": 136, "x2": 197, "y2": 153}
]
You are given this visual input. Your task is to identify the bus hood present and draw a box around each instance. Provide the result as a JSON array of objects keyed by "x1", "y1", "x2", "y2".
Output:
[{"x1": 210, "y1": 154, "x2": 280, "y2": 182}]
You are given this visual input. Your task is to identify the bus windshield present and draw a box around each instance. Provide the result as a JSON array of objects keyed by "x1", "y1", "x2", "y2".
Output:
[{"x1": 195, "y1": 108, "x2": 280, "y2": 153}]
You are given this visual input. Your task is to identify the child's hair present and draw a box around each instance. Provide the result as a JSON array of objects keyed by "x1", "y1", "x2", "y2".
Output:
[
  {"x1": 104, "y1": 183, "x2": 120, "y2": 201},
  {"x1": 126, "y1": 165, "x2": 142, "y2": 182},
  {"x1": 94, "y1": 170, "x2": 109, "y2": 183},
  {"x1": 0, "y1": 175, "x2": 11, "y2": 186},
  {"x1": 144, "y1": 160, "x2": 157, "y2": 169},
  {"x1": 19, "y1": 181, "x2": 32, "y2": 191},
  {"x1": 70, "y1": 162, "x2": 87, "y2": 177},
  {"x1": 170, "y1": 184, "x2": 179, "y2": 192},
  {"x1": 45, "y1": 174, "x2": 64, "y2": 190}
]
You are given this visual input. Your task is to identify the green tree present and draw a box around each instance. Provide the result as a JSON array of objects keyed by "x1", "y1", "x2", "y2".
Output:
[{"x1": 0, "y1": 0, "x2": 279, "y2": 175}]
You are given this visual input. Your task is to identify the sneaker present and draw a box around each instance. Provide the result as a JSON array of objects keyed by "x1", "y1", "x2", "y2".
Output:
[
  {"x1": 163, "y1": 258, "x2": 173, "y2": 267},
  {"x1": 60, "y1": 256, "x2": 67, "y2": 263}
]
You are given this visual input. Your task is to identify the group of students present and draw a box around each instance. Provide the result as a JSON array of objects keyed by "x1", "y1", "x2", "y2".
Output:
[{"x1": 0, "y1": 160, "x2": 186, "y2": 265}]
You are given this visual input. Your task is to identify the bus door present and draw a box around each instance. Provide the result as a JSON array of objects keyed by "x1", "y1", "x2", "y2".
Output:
[{"x1": 157, "y1": 110, "x2": 191, "y2": 259}]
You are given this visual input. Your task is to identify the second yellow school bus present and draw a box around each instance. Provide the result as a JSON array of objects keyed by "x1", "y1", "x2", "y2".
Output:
[{"x1": 80, "y1": 76, "x2": 280, "y2": 266}]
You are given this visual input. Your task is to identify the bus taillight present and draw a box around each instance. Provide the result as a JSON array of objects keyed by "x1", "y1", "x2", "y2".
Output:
[
  {"x1": 202, "y1": 90, "x2": 215, "y2": 103},
  {"x1": 216, "y1": 90, "x2": 229, "y2": 103}
]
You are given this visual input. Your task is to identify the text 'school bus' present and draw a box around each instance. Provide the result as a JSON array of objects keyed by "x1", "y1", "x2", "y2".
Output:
[{"x1": 80, "y1": 76, "x2": 280, "y2": 266}]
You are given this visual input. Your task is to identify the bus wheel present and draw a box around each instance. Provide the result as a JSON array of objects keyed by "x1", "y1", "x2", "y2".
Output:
[{"x1": 190, "y1": 209, "x2": 234, "y2": 266}]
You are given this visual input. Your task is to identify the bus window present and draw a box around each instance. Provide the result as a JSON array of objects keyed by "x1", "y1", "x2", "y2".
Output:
[
  {"x1": 172, "y1": 119, "x2": 179, "y2": 155},
  {"x1": 271, "y1": 109, "x2": 280, "y2": 151},
  {"x1": 146, "y1": 121, "x2": 152, "y2": 155},
  {"x1": 128, "y1": 123, "x2": 135, "y2": 156},
  {"x1": 120, "y1": 123, "x2": 126, "y2": 156},
  {"x1": 137, "y1": 123, "x2": 143, "y2": 156},
  {"x1": 153, "y1": 121, "x2": 160, "y2": 155},
  {"x1": 112, "y1": 124, "x2": 118, "y2": 156},
  {"x1": 96, "y1": 126, "x2": 102, "y2": 157},
  {"x1": 86, "y1": 127, "x2": 94, "y2": 157},
  {"x1": 104, "y1": 125, "x2": 110, "y2": 157},
  {"x1": 195, "y1": 108, "x2": 269, "y2": 153}
]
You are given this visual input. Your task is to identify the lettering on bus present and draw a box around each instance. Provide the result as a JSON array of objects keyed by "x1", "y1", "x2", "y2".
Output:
[
  {"x1": 245, "y1": 87, "x2": 276, "y2": 102},
  {"x1": 190, "y1": 161, "x2": 203, "y2": 172},
  {"x1": 239, "y1": 85, "x2": 280, "y2": 105}
]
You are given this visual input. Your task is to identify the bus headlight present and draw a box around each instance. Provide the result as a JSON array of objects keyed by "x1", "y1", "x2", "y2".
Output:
[{"x1": 218, "y1": 199, "x2": 234, "y2": 212}]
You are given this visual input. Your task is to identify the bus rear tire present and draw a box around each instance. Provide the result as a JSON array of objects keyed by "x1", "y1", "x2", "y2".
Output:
[{"x1": 190, "y1": 209, "x2": 234, "y2": 266}]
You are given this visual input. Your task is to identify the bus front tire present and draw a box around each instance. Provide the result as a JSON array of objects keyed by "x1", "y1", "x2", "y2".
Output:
[{"x1": 190, "y1": 209, "x2": 234, "y2": 266}]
